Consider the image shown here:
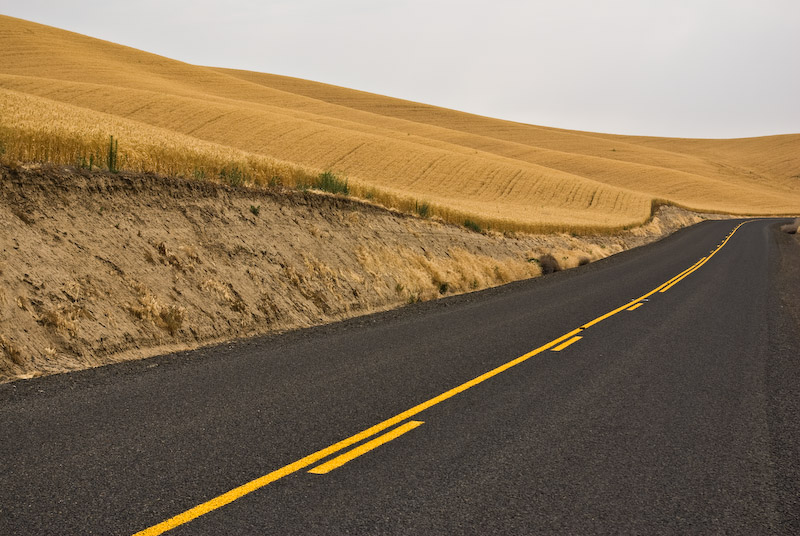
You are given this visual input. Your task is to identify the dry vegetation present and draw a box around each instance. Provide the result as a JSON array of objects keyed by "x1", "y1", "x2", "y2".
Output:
[
  {"x1": 0, "y1": 16, "x2": 798, "y2": 380},
  {"x1": 781, "y1": 218, "x2": 799, "y2": 234},
  {"x1": 0, "y1": 164, "x2": 707, "y2": 381},
  {"x1": 1, "y1": 14, "x2": 799, "y2": 234}
]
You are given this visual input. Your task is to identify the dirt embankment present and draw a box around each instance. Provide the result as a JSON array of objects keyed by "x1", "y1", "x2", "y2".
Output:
[{"x1": 0, "y1": 164, "x2": 706, "y2": 382}]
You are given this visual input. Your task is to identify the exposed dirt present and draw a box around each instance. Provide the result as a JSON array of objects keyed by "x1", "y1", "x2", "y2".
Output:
[{"x1": 0, "y1": 164, "x2": 708, "y2": 382}]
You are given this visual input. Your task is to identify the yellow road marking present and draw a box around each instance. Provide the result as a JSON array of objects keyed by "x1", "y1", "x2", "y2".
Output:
[
  {"x1": 309, "y1": 421, "x2": 424, "y2": 474},
  {"x1": 626, "y1": 302, "x2": 644, "y2": 311},
  {"x1": 660, "y1": 221, "x2": 747, "y2": 293},
  {"x1": 133, "y1": 221, "x2": 750, "y2": 536},
  {"x1": 551, "y1": 336, "x2": 582, "y2": 351},
  {"x1": 657, "y1": 257, "x2": 706, "y2": 290},
  {"x1": 133, "y1": 329, "x2": 579, "y2": 536}
]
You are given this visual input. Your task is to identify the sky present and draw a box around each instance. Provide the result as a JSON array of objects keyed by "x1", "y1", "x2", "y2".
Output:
[{"x1": 3, "y1": 0, "x2": 800, "y2": 138}]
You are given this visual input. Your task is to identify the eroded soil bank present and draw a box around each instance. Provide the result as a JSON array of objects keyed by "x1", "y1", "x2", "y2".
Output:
[{"x1": 0, "y1": 164, "x2": 706, "y2": 381}]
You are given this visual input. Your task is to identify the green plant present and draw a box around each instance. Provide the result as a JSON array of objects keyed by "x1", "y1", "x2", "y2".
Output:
[
  {"x1": 78, "y1": 154, "x2": 96, "y2": 170},
  {"x1": 414, "y1": 201, "x2": 431, "y2": 218},
  {"x1": 193, "y1": 168, "x2": 206, "y2": 180},
  {"x1": 249, "y1": 204, "x2": 260, "y2": 216},
  {"x1": 107, "y1": 135, "x2": 118, "y2": 173},
  {"x1": 220, "y1": 165, "x2": 246, "y2": 186},
  {"x1": 315, "y1": 171, "x2": 349, "y2": 195},
  {"x1": 464, "y1": 219, "x2": 482, "y2": 233},
  {"x1": 438, "y1": 281, "x2": 449, "y2": 294},
  {"x1": 268, "y1": 175, "x2": 282, "y2": 188}
]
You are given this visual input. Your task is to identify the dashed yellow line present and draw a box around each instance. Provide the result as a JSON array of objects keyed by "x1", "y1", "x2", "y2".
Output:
[
  {"x1": 309, "y1": 421, "x2": 424, "y2": 474},
  {"x1": 660, "y1": 221, "x2": 748, "y2": 293},
  {"x1": 551, "y1": 336, "x2": 582, "y2": 351},
  {"x1": 132, "y1": 221, "x2": 749, "y2": 536}
]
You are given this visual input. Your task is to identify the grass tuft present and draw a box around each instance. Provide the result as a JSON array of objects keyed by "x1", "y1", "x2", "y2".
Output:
[
  {"x1": 220, "y1": 165, "x2": 246, "y2": 187},
  {"x1": 315, "y1": 171, "x2": 349, "y2": 195},
  {"x1": 414, "y1": 201, "x2": 431, "y2": 218},
  {"x1": 464, "y1": 219, "x2": 482, "y2": 233}
]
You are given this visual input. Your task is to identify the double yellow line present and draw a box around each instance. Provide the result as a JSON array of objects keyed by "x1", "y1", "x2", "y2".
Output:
[{"x1": 133, "y1": 220, "x2": 749, "y2": 536}]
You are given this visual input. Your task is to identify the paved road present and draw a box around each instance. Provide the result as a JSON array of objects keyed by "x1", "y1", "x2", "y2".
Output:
[{"x1": 1, "y1": 218, "x2": 798, "y2": 535}]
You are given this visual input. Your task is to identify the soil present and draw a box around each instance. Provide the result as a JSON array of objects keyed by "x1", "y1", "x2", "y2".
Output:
[{"x1": 0, "y1": 163, "x2": 708, "y2": 382}]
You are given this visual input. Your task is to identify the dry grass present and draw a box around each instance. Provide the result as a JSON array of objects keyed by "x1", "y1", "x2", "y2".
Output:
[
  {"x1": 781, "y1": 218, "x2": 799, "y2": 234},
  {"x1": 356, "y1": 245, "x2": 542, "y2": 302},
  {"x1": 1, "y1": 14, "x2": 799, "y2": 233},
  {"x1": 537, "y1": 254, "x2": 562, "y2": 275},
  {"x1": 126, "y1": 284, "x2": 185, "y2": 335},
  {"x1": 0, "y1": 334, "x2": 23, "y2": 366}
]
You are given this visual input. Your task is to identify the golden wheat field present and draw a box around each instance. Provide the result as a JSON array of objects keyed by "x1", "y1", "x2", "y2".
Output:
[{"x1": 1, "y1": 14, "x2": 798, "y2": 232}]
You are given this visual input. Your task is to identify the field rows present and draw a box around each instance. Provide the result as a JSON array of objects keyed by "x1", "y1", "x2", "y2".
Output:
[{"x1": 1, "y1": 14, "x2": 798, "y2": 232}]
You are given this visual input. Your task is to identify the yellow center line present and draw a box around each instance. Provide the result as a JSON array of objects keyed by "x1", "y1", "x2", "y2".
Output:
[
  {"x1": 309, "y1": 421, "x2": 424, "y2": 474},
  {"x1": 659, "y1": 221, "x2": 748, "y2": 293},
  {"x1": 626, "y1": 302, "x2": 644, "y2": 311},
  {"x1": 132, "y1": 221, "x2": 750, "y2": 536},
  {"x1": 551, "y1": 336, "x2": 582, "y2": 352},
  {"x1": 133, "y1": 329, "x2": 579, "y2": 536}
]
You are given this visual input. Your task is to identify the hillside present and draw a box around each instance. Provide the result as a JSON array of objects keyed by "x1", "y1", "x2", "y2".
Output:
[
  {"x1": 0, "y1": 163, "x2": 705, "y2": 381},
  {"x1": 1, "y1": 15, "x2": 798, "y2": 233}
]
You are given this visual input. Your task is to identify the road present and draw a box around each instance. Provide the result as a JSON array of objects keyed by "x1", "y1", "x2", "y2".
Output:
[{"x1": 1, "y1": 218, "x2": 798, "y2": 535}]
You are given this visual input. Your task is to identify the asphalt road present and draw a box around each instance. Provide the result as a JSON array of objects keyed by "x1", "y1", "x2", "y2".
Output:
[{"x1": 1, "y1": 218, "x2": 798, "y2": 535}]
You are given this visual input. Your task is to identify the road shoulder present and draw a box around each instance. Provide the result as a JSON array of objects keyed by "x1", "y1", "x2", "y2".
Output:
[{"x1": 766, "y1": 223, "x2": 800, "y2": 532}]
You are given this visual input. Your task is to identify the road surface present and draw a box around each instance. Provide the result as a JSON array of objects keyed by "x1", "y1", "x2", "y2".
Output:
[{"x1": 1, "y1": 218, "x2": 798, "y2": 534}]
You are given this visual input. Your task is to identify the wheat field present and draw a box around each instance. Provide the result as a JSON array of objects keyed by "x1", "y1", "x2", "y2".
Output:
[{"x1": 1, "y1": 15, "x2": 798, "y2": 232}]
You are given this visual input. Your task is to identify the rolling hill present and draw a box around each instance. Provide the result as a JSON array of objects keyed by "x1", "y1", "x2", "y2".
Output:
[{"x1": 1, "y1": 14, "x2": 798, "y2": 232}]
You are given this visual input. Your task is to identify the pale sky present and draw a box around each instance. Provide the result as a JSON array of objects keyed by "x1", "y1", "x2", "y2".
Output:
[{"x1": 4, "y1": 0, "x2": 800, "y2": 138}]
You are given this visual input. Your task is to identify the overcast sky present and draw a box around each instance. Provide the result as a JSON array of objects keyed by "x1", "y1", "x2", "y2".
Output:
[{"x1": 4, "y1": 0, "x2": 799, "y2": 138}]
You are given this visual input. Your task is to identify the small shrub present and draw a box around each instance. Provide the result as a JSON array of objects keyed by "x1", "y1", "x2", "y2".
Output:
[
  {"x1": 578, "y1": 256, "x2": 591, "y2": 266},
  {"x1": 160, "y1": 305, "x2": 185, "y2": 335},
  {"x1": 220, "y1": 165, "x2": 246, "y2": 187},
  {"x1": 539, "y1": 253, "x2": 561, "y2": 274},
  {"x1": 395, "y1": 283, "x2": 404, "y2": 293},
  {"x1": 316, "y1": 171, "x2": 349, "y2": 195},
  {"x1": 415, "y1": 201, "x2": 431, "y2": 218},
  {"x1": 249, "y1": 204, "x2": 260, "y2": 216},
  {"x1": 0, "y1": 334, "x2": 23, "y2": 365},
  {"x1": 780, "y1": 218, "x2": 799, "y2": 234},
  {"x1": 268, "y1": 175, "x2": 282, "y2": 188},
  {"x1": 464, "y1": 219, "x2": 482, "y2": 233},
  {"x1": 438, "y1": 281, "x2": 449, "y2": 294}
]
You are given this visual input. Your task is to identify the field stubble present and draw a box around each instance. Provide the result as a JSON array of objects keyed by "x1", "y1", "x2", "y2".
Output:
[{"x1": 1, "y1": 14, "x2": 799, "y2": 236}]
